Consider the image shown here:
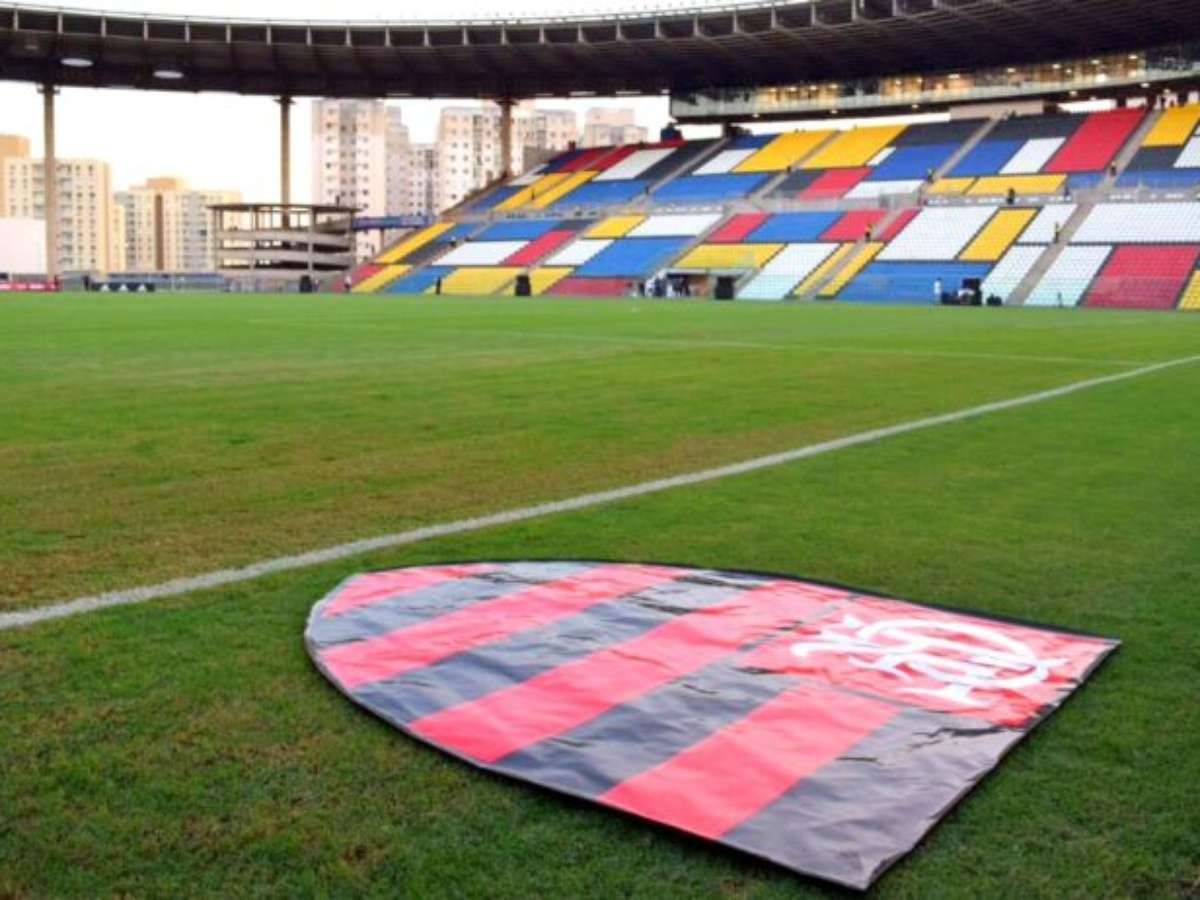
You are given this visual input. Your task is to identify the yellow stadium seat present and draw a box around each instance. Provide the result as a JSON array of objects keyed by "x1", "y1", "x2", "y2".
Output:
[
  {"x1": 929, "y1": 178, "x2": 974, "y2": 195},
  {"x1": 735, "y1": 130, "x2": 833, "y2": 173},
  {"x1": 959, "y1": 209, "x2": 1037, "y2": 262},
  {"x1": 967, "y1": 175, "x2": 1066, "y2": 196},
  {"x1": 803, "y1": 125, "x2": 906, "y2": 170},
  {"x1": 819, "y1": 243, "x2": 883, "y2": 297},
  {"x1": 1143, "y1": 105, "x2": 1200, "y2": 147},
  {"x1": 588, "y1": 216, "x2": 645, "y2": 238},
  {"x1": 528, "y1": 171, "x2": 596, "y2": 210},
  {"x1": 376, "y1": 222, "x2": 454, "y2": 264},
  {"x1": 528, "y1": 267, "x2": 573, "y2": 295},
  {"x1": 793, "y1": 244, "x2": 855, "y2": 296},
  {"x1": 440, "y1": 267, "x2": 523, "y2": 296},
  {"x1": 1179, "y1": 272, "x2": 1200, "y2": 310},
  {"x1": 496, "y1": 173, "x2": 572, "y2": 212},
  {"x1": 674, "y1": 244, "x2": 784, "y2": 270},
  {"x1": 351, "y1": 265, "x2": 410, "y2": 294}
]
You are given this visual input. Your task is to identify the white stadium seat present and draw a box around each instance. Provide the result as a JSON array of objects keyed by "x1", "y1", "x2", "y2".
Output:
[
  {"x1": 1026, "y1": 245, "x2": 1111, "y2": 306},
  {"x1": 693, "y1": 150, "x2": 757, "y2": 176},
  {"x1": 738, "y1": 244, "x2": 838, "y2": 300},
  {"x1": 593, "y1": 149, "x2": 675, "y2": 181},
  {"x1": 543, "y1": 239, "x2": 614, "y2": 266},
  {"x1": 1018, "y1": 204, "x2": 1076, "y2": 243},
  {"x1": 878, "y1": 206, "x2": 996, "y2": 261},
  {"x1": 437, "y1": 241, "x2": 528, "y2": 266},
  {"x1": 628, "y1": 214, "x2": 723, "y2": 238},
  {"x1": 981, "y1": 245, "x2": 1045, "y2": 301},
  {"x1": 1000, "y1": 138, "x2": 1065, "y2": 175},
  {"x1": 1072, "y1": 202, "x2": 1200, "y2": 243}
]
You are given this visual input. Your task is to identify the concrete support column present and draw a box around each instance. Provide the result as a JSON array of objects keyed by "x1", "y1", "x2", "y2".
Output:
[
  {"x1": 278, "y1": 96, "x2": 293, "y2": 204},
  {"x1": 498, "y1": 98, "x2": 515, "y2": 179},
  {"x1": 41, "y1": 83, "x2": 58, "y2": 280}
]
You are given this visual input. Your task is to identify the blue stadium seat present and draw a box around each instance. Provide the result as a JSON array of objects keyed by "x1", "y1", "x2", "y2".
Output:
[
  {"x1": 546, "y1": 180, "x2": 649, "y2": 211},
  {"x1": 867, "y1": 143, "x2": 959, "y2": 180},
  {"x1": 574, "y1": 237, "x2": 692, "y2": 277},
  {"x1": 476, "y1": 220, "x2": 562, "y2": 241},
  {"x1": 652, "y1": 174, "x2": 768, "y2": 204},
  {"x1": 385, "y1": 266, "x2": 453, "y2": 294},
  {"x1": 839, "y1": 261, "x2": 993, "y2": 303},
  {"x1": 951, "y1": 140, "x2": 1023, "y2": 177},
  {"x1": 748, "y1": 212, "x2": 842, "y2": 242}
]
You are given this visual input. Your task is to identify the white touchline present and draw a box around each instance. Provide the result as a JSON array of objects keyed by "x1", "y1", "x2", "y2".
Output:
[{"x1": 3, "y1": 353, "x2": 1198, "y2": 632}]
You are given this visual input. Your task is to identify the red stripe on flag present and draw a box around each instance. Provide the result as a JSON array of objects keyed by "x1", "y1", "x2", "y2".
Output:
[
  {"x1": 321, "y1": 564, "x2": 497, "y2": 619},
  {"x1": 410, "y1": 581, "x2": 847, "y2": 763},
  {"x1": 321, "y1": 564, "x2": 684, "y2": 690},
  {"x1": 600, "y1": 683, "x2": 898, "y2": 838}
]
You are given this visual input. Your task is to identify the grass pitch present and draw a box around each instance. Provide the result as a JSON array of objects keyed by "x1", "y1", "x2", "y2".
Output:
[{"x1": 1, "y1": 293, "x2": 1199, "y2": 897}]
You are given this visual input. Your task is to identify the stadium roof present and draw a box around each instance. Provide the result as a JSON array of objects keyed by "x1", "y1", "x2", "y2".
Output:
[{"x1": 2, "y1": 0, "x2": 1199, "y2": 100}]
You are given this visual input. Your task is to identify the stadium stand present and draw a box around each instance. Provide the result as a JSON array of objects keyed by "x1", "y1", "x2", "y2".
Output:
[
  {"x1": 1119, "y1": 104, "x2": 1200, "y2": 189},
  {"x1": 935, "y1": 109, "x2": 1144, "y2": 195},
  {"x1": 351, "y1": 106, "x2": 1200, "y2": 312}
]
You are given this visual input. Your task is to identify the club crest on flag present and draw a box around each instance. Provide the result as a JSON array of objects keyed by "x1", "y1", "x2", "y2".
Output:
[
  {"x1": 788, "y1": 614, "x2": 1070, "y2": 709},
  {"x1": 306, "y1": 561, "x2": 1117, "y2": 890}
]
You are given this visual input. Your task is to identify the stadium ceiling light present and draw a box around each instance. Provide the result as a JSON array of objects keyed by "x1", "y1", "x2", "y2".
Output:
[
  {"x1": 153, "y1": 66, "x2": 185, "y2": 80},
  {"x1": 61, "y1": 56, "x2": 94, "y2": 68}
]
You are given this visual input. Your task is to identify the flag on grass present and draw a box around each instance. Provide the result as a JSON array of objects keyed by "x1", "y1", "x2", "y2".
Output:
[{"x1": 306, "y1": 561, "x2": 1117, "y2": 890}]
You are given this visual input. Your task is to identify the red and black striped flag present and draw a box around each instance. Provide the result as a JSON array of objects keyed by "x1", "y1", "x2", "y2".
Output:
[{"x1": 306, "y1": 561, "x2": 1116, "y2": 890}]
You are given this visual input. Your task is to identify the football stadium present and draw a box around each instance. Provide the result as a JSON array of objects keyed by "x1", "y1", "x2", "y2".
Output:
[{"x1": 2, "y1": 0, "x2": 1200, "y2": 896}]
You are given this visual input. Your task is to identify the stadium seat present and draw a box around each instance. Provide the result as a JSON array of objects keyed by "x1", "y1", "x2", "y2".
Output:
[
  {"x1": 440, "y1": 267, "x2": 524, "y2": 295},
  {"x1": 1073, "y1": 203, "x2": 1200, "y2": 244},
  {"x1": 377, "y1": 222, "x2": 456, "y2": 265},
  {"x1": 1018, "y1": 204, "x2": 1077, "y2": 243},
  {"x1": 438, "y1": 241, "x2": 529, "y2": 267},
  {"x1": 587, "y1": 216, "x2": 645, "y2": 238},
  {"x1": 960, "y1": 209, "x2": 1037, "y2": 261},
  {"x1": 820, "y1": 209, "x2": 888, "y2": 242},
  {"x1": 548, "y1": 277, "x2": 632, "y2": 297},
  {"x1": 651, "y1": 174, "x2": 768, "y2": 204},
  {"x1": 980, "y1": 245, "x2": 1045, "y2": 303},
  {"x1": 627, "y1": 214, "x2": 722, "y2": 237},
  {"x1": 802, "y1": 125, "x2": 906, "y2": 169},
  {"x1": 673, "y1": 244, "x2": 784, "y2": 270},
  {"x1": 737, "y1": 244, "x2": 842, "y2": 300},
  {"x1": 837, "y1": 260, "x2": 992, "y2": 303},
  {"x1": 748, "y1": 212, "x2": 842, "y2": 242},
  {"x1": 503, "y1": 231, "x2": 579, "y2": 266},
  {"x1": 1026, "y1": 246, "x2": 1112, "y2": 306},
  {"x1": 1180, "y1": 272, "x2": 1200, "y2": 310},
  {"x1": 575, "y1": 237, "x2": 693, "y2": 278},
  {"x1": 878, "y1": 206, "x2": 996, "y2": 261},
  {"x1": 385, "y1": 266, "x2": 454, "y2": 295},
  {"x1": 352, "y1": 264, "x2": 411, "y2": 294},
  {"x1": 735, "y1": 130, "x2": 833, "y2": 172},
  {"x1": 820, "y1": 243, "x2": 886, "y2": 297},
  {"x1": 1083, "y1": 245, "x2": 1200, "y2": 309}
]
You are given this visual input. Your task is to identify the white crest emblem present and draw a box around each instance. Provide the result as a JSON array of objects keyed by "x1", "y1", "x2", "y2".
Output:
[{"x1": 789, "y1": 615, "x2": 1068, "y2": 708}]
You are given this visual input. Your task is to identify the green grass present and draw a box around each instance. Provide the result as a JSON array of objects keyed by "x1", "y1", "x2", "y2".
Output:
[{"x1": 1, "y1": 293, "x2": 1199, "y2": 897}]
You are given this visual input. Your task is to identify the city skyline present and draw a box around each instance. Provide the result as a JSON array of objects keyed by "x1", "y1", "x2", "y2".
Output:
[{"x1": 0, "y1": 84, "x2": 673, "y2": 205}]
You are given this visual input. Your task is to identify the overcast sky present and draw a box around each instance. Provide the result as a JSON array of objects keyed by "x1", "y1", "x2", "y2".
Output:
[{"x1": 0, "y1": 0, "x2": 745, "y2": 200}]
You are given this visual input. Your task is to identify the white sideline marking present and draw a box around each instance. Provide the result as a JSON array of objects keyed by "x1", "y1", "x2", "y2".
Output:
[{"x1": 3, "y1": 353, "x2": 1198, "y2": 632}]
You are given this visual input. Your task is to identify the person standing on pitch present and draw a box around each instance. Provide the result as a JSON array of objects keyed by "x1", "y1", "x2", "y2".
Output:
[{"x1": 934, "y1": 277, "x2": 943, "y2": 305}]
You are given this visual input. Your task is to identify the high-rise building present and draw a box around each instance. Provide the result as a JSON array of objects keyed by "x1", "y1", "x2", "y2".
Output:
[
  {"x1": 115, "y1": 177, "x2": 240, "y2": 272},
  {"x1": 408, "y1": 144, "x2": 439, "y2": 218},
  {"x1": 581, "y1": 108, "x2": 648, "y2": 148},
  {"x1": 436, "y1": 103, "x2": 577, "y2": 210},
  {"x1": 0, "y1": 135, "x2": 122, "y2": 274},
  {"x1": 312, "y1": 99, "x2": 407, "y2": 259}
]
